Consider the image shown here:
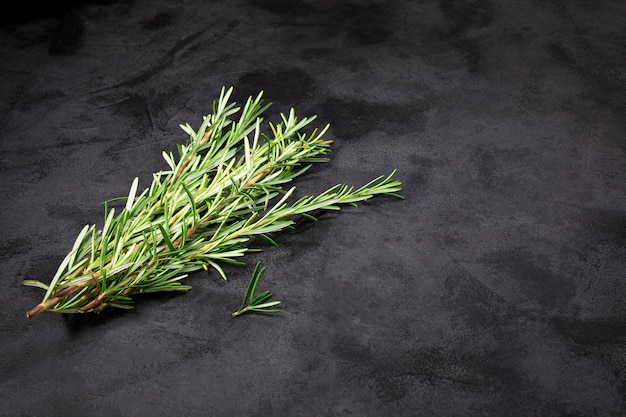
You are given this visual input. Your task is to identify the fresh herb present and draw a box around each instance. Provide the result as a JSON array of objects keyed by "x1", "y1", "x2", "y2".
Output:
[
  {"x1": 232, "y1": 262, "x2": 281, "y2": 317},
  {"x1": 24, "y1": 86, "x2": 403, "y2": 318}
]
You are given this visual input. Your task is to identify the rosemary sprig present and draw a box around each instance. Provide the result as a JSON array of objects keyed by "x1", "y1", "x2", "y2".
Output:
[
  {"x1": 232, "y1": 262, "x2": 281, "y2": 317},
  {"x1": 24, "y1": 86, "x2": 403, "y2": 318}
]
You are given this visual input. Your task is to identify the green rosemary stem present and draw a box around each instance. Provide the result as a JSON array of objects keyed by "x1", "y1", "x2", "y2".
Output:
[
  {"x1": 232, "y1": 262, "x2": 281, "y2": 317},
  {"x1": 24, "y1": 86, "x2": 403, "y2": 318}
]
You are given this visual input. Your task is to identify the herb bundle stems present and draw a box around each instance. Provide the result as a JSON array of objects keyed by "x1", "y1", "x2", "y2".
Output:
[{"x1": 24, "y1": 87, "x2": 402, "y2": 318}]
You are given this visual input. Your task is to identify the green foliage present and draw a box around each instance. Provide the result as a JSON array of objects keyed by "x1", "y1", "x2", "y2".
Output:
[
  {"x1": 24, "y1": 87, "x2": 403, "y2": 318},
  {"x1": 232, "y1": 262, "x2": 281, "y2": 317}
]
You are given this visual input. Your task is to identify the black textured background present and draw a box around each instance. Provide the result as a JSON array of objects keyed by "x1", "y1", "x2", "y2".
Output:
[{"x1": 1, "y1": 1, "x2": 626, "y2": 416}]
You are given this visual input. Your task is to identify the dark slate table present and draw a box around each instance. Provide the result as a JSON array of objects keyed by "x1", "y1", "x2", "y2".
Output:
[{"x1": 2, "y1": 1, "x2": 625, "y2": 416}]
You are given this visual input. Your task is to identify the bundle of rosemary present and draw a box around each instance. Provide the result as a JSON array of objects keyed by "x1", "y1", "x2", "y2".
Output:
[{"x1": 24, "y1": 87, "x2": 402, "y2": 318}]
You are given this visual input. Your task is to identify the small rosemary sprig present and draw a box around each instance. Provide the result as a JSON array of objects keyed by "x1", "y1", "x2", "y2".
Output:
[
  {"x1": 232, "y1": 262, "x2": 281, "y2": 317},
  {"x1": 24, "y1": 86, "x2": 403, "y2": 318}
]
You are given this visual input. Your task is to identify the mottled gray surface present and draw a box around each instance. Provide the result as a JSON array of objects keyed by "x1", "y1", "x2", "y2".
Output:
[{"x1": 1, "y1": 0, "x2": 626, "y2": 416}]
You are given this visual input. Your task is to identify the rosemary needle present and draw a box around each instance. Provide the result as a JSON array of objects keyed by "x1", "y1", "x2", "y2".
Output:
[
  {"x1": 232, "y1": 262, "x2": 281, "y2": 317},
  {"x1": 24, "y1": 86, "x2": 403, "y2": 318}
]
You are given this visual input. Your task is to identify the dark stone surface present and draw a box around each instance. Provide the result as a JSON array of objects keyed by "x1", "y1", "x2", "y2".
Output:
[{"x1": 1, "y1": 0, "x2": 626, "y2": 416}]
